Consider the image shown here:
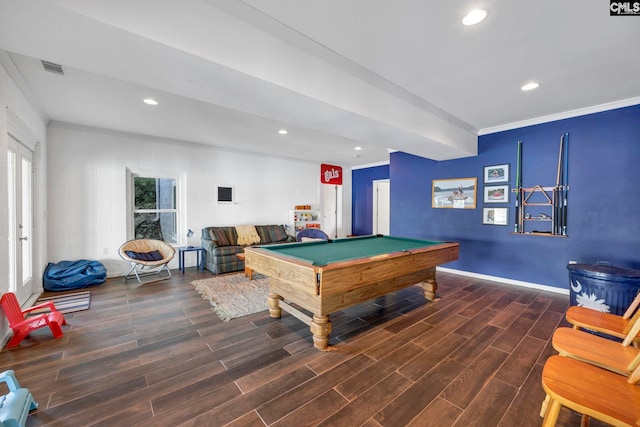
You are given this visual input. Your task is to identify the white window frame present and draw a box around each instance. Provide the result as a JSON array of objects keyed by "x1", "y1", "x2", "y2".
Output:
[{"x1": 126, "y1": 169, "x2": 186, "y2": 245}]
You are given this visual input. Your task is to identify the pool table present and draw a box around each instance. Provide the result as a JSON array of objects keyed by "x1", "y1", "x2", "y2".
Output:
[{"x1": 244, "y1": 235, "x2": 459, "y2": 350}]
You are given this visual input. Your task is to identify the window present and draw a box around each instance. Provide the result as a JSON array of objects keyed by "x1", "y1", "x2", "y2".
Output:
[{"x1": 132, "y1": 175, "x2": 178, "y2": 243}]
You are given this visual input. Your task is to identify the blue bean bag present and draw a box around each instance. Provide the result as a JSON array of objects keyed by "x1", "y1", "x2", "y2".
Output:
[{"x1": 43, "y1": 260, "x2": 107, "y2": 291}]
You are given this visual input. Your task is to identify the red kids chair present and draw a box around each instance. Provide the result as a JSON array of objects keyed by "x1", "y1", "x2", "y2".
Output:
[{"x1": 1, "y1": 292, "x2": 67, "y2": 348}]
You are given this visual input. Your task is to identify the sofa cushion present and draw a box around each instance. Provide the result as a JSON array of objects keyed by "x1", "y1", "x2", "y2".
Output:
[
  {"x1": 209, "y1": 228, "x2": 230, "y2": 246},
  {"x1": 256, "y1": 225, "x2": 289, "y2": 244},
  {"x1": 255, "y1": 225, "x2": 271, "y2": 243},
  {"x1": 211, "y1": 245, "x2": 244, "y2": 257},
  {"x1": 274, "y1": 225, "x2": 289, "y2": 242},
  {"x1": 225, "y1": 227, "x2": 238, "y2": 246}
]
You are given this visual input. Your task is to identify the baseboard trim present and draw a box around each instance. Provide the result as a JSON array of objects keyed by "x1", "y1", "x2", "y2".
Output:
[{"x1": 437, "y1": 267, "x2": 569, "y2": 295}]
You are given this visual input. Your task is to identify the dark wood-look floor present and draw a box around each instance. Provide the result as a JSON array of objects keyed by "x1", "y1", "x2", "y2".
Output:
[{"x1": 1, "y1": 269, "x2": 611, "y2": 427}]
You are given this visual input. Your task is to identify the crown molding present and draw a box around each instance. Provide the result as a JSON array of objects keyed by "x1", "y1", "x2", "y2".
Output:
[
  {"x1": 479, "y1": 97, "x2": 640, "y2": 136},
  {"x1": 6, "y1": 107, "x2": 39, "y2": 150},
  {"x1": 351, "y1": 160, "x2": 390, "y2": 170},
  {"x1": 0, "y1": 49, "x2": 50, "y2": 124}
]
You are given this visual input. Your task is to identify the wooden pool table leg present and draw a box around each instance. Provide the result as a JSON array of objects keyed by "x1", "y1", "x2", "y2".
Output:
[
  {"x1": 310, "y1": 315, "x2": 332, "y2": 351},
  {"x1": 268, "y1": 289, "x2": 334, "y2": 351},
  {"x1": 268, "y1": 292, "x2": 282, "y2": 318},
  {"x1": 421, "y1": 275, "x2": 439, "y2": 301}
]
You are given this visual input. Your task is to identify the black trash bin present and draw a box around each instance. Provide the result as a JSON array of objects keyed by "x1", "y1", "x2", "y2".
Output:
[{"x1": 568, "y1": 263, "x2": 640, "y2": 316}]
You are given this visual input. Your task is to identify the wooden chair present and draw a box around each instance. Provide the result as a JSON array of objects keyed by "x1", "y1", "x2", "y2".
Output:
[
  {"x1": 118, "y1": 239, "x2": 176, "y2": 284},
  {"x1": 541, "y1": 355, "x2": 640, "y2": 426},
  {"x1": 0, "y1": 293, "x2": 66, "y2": 348},
  {"x1": 540, "y1": 316, "x2": 640, "y2": 420},
  {"x1": 566, "y1": 290, "x2": 640, "y2": 346},
  {"x1": 552, "y1": 327, "x2": 640, "y2": 376}
]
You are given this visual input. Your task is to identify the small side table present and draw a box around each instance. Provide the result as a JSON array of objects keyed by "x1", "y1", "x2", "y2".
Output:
[
  {"x1": 178, "y1": 246, "x2": 204, "y2": 274},
  {"x1": 236, "y1": 252, "x2": 252, "y2": 281}
]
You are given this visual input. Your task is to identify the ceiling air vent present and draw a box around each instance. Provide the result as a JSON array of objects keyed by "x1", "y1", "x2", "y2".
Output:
[{"x1": 41, "y1": 60, "x2": 64, "y2": 75}]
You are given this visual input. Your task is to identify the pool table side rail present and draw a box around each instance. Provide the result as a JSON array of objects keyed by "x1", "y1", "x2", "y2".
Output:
[
  {"x1": 317, "y1": 242, "x2": 459, "y2": 295},
  {"x1": 316, "y1": 241, "x2": 459, "y2": 270}
]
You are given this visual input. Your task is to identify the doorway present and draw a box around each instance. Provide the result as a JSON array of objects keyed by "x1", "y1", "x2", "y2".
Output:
[
  {"x1": 373, "y1": 179, "x2": 390, "y2": 235},
  {"x1": 7, "y1": 135, "x2": 35, "y2": 305},
  {"x1": 322, "y1": 184, "x2": 342, "y2": 238}
]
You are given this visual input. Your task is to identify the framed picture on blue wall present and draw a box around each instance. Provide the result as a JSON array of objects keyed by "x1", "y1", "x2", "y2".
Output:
[
  {"x1": 432, "y1": 177, "x2": 477, "y2": 209},
  {"x1": 483, "y1": 164, "x2": 509, "y2": 183},
  {"x1": 483, "y1": 184, "x2": 509, "y2": 203},
  {"x1": 483, "y1": 207, "x2": 508, "y2": 225}
]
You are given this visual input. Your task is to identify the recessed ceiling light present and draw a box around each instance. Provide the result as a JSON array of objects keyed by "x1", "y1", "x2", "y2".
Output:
[
  {"x1": 354, "y1": 146, "x2": 362, "y2": 151},
  {"x1": 278, "y1": 129, "x2": 288, "y2": 135},
  {"x1": 521, "y1": 82, "x2": 540, "y2": 91},
  {"x1": 143, "y1": 98, "x2": 158, "y2": 105},
  {"x1": 462, "y1": 9, "x2": 487, "y2": 26}
]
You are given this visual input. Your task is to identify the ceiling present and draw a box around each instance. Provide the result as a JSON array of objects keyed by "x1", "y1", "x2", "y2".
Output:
[{"x1": 1, "y1": 0, "x2": 639, "y2": 167}]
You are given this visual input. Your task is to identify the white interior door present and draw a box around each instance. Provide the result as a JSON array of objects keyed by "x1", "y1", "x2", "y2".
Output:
[
  {"x1": 322, "y1": 184, "x2": 342, "y2": 238},
  {"x1": 7, "y1": 136, "x2": 35, "y2": 305},
  {"x1": 373, "y1": 179, "x2": 390, "y2": 235}
]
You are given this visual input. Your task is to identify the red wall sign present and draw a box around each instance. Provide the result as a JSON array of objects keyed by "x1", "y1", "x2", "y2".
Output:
[{"x1": 320, "y1": 163, "x2": 342, "y2": 185}]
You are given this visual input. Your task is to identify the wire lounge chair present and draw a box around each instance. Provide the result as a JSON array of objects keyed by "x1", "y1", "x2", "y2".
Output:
[{"x1": 119, "y1": 239, "x2": 175, "y2": 284}]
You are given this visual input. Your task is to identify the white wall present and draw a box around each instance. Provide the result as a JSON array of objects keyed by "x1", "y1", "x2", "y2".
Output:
[
  {"x1": 0, "y1": 65, "x2": 7, "y2": 340},
  {"x1": 47, "y1": 122, "x2": 349, "y2": 277},
  {"x1": 0, "y1": 62, "x2": 48, "y2": 292},
  {"x1": 0, "y1": 58, "x2": 48, "y2": 344}
]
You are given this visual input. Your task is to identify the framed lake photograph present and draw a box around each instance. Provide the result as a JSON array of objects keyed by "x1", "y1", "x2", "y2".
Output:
[
  {"x1": 432, "y1": 177, "x2": 477, "y2": 209},
  {"x1": 483, "y1": 184, "x2": 509, "y2": 203},
  {"x1": 483, "y1": 164, "x2": 510, "y2": 183},
  {"x1": 483, "y1": 207, "x2": 509, "y2": 225}
]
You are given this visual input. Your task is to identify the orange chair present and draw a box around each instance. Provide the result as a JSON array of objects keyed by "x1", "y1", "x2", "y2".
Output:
[
  {"x1": 566, "y1": 290, "x2": 640, "y2": 346},
  {"x1": 1, "y1": 292, "x2": 66, "y2": 348},
  {"x1": 541, "y1": 355, "x2": 640, "y2": 426}
]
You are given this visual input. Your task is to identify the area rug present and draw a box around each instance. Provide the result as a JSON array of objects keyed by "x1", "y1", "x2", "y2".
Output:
[
  {"x1": 33, "y1": 290, "x2": 91, "y2": 314},
  {"x1": 192, "y1": 273, "x2": 269, "y2": 321}
]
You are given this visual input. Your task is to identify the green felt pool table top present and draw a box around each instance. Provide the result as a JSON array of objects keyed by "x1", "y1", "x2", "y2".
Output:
[{"x1": 261, "y1": 235, "x2": 450, "y2": 266}]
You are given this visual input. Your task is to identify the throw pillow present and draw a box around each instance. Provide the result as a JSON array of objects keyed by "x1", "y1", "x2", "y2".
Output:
[
  {"x1": 255, "y1": 226, "x2": 271, "y2": 243},
  {"x1": 125, "y1": 250, "x2": 163, "y2": 261},
  {"x1": 268, "y1": 225, "x2": 289, "y2": 242},
  {"x1": 209, "y1": 229, "x2": 230, "y2": 246}
]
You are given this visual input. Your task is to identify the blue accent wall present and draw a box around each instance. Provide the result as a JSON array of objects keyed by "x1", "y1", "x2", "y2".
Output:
[
  {"x1": 351, "y1": 164, "x2": 389, "y2": 235},
  {"x1": 353, "y1": 104, "x2": 640, "y2": 290}
]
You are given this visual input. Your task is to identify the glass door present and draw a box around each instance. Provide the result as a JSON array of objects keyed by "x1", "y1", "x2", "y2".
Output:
[{"x1": 7, "y1": 136, "x2": 35, "y2": 305}]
